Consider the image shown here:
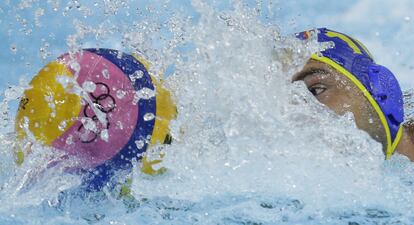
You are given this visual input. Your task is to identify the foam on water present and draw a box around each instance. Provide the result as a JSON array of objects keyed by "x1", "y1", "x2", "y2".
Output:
[{"x1": 1, "y1": 0, "x2": 414, "y2": 224}]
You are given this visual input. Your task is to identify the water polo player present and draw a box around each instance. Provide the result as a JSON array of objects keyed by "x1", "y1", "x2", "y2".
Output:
[
  {"x1": 14, "y1": 48, "x2": 176, "y2": 192},
  {"x1": 293, "y1": 28, "x2": 414, "y2": 160}
]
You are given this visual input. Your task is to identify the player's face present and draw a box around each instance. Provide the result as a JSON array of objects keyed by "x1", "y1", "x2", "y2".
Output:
[{"x1": 293, "y1": 59, "x2": 387, "y2": 152}]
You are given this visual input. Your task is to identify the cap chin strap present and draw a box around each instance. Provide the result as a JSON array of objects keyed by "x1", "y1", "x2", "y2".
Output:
[{"x1": 310, "y1": 54, "x2": 404, "y2": 159}]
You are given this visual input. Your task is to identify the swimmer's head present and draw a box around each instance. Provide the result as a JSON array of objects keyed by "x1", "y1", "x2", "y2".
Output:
[{"x1": 293, "y1": 28, "x2": 404, "y2": 158}]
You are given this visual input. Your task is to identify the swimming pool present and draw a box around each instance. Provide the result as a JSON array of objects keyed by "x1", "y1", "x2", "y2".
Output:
[{"x1": 1, "y1": 0, "x2": 414, "y2": 224}]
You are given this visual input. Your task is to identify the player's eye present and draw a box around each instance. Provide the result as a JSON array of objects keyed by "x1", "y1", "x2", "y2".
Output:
[{"x1": 308, "y1": 84, "x2": 327, "y2": 96}]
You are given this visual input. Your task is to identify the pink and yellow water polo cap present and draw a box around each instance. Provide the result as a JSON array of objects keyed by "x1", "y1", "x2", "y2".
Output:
[{"x1": 15, "y1": 48, "x2": 176, "y2": 191}]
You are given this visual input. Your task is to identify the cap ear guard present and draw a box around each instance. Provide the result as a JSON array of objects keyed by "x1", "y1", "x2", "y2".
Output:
[{"x1": 368, "y1": 64, "x2": 404, "y2": 140}]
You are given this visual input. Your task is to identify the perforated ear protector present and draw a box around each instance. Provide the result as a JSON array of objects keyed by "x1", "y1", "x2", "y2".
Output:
[{"x1": 368, "y1": 64, "x2": 404, "y2": 140}]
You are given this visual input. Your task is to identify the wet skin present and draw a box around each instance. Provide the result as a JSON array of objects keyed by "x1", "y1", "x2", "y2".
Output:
[{"x1": 293, "y1": 59, "x2": 414, "y2": 159}]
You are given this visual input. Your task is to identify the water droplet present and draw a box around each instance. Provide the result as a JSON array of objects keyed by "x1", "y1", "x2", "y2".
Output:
[
  {"x1": 44, "y1": 95, "x2": 53, "y2": 102},
  {"x1": 66, "y1": 135, "x2": 73, "y2": 145},
  {"x1": 10, "y1": 44, "x2": 17, "y2": 54},
  {"x1": 116, "y1": 89, "x2": 126, "y2": 99},
  {"x1": 70, "y1": 62, "x2": 81, "y2": 73},
  {"x1": 135, "y1": 88, "x2": 155, "y2": 100},
  {"x1": 143, "y1": 113, "x2": 155, "y2": 121},
  {"x1": 34, "y1": 8, "x2": 45, "y2": 27},
  {"x1": 102, "y1": 69, "x2": 110, "y2": 79},
  {"x1": 404, "y1": 16, "x2": 411, "y2": 22},
  {"x1": 81, "y1": 117, "x2": 97, "y2": 131},
  {"x1": 4, "y1": 86, "x2": 24, "y2": 100},
  {"x1": 117, "y1": 51, "x2": 123, "y2": 59},
  {"x1": 116, "y1": 120, "x2": 124, "y2": 130},
  {"x1": 82, "y1": 81, "x2": 96, "y2": 93},
  {"x1": 100, "y1": 129, "x2": 109, "y2": 142},
  {"x1": 58, "y1": 120, "x2": 67, "y2": 131},
  {"x1": 129, "y1": 70, "x2": 144, "y2": 83},
  {"x1": 135, "y1": 140, "x2": 145, "y2": 149}
]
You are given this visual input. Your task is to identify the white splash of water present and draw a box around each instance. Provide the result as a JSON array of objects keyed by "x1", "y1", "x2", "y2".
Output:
[
  {"x1": 1, "y1": 0, "x2": 414, "y2": 224},
  {"x1": 126, "y1": 0, "x2": 414, "y2": 222}
]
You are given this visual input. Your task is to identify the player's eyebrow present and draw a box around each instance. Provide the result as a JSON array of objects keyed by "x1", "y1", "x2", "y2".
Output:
[{"x1": 292, "y1": 67, "x2": 330, "y2": 82}]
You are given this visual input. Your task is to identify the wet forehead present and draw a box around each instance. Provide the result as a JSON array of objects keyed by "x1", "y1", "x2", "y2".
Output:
[{"x1": 293, "y1": 59, "x2": 345, "y2": 82}]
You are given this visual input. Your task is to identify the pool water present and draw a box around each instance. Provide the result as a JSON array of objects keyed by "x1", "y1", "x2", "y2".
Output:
[{"x1": 1, "y1": 0, "x2": 414, "y2": 224}]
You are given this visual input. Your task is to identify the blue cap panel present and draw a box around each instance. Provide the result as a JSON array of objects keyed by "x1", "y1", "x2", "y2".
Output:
[{"x1": 81, "y1": 48, "x2": 156, "y2": 191}]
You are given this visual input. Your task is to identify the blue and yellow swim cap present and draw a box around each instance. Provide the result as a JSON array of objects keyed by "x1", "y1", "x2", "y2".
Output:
[{"x1": 296, "y1": 28, "x2": 404, "y2": 159}]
